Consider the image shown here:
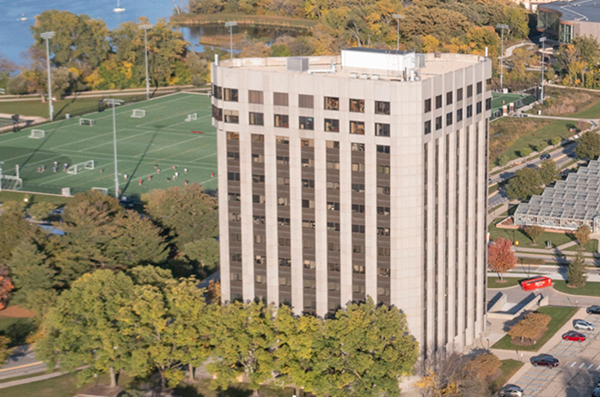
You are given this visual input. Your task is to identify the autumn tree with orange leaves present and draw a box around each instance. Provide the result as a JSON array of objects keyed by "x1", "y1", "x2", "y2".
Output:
[
  {"x1": 0, "y1": 267, "x2": 14, "y2": 310},
  {"x1": 488, "y1": 237, "x2": 517, "y2": 282}
]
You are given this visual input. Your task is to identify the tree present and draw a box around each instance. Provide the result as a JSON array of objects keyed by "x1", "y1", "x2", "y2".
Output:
[
  {"x1": 0, "y1": 53, "x2": 16, "y2": 91},
  {"x1": 488, "y1": 237, "x2": 517, "y2": 282},
  {"x1": 519, "y1": 147, "x2": 532, "y2": 158},
  {"x1": 27, "y1": 202, "x2": 56, "y2": 222},
  {"x1": 207, "y1": 301, "x2": 276, "y2": 396},
  {"x1": 0, "y1": 212, "x2": 35, "y2": 265},
  {"x1": 506, "y1": 167, "x2": 542, "y2": 200},
  {"x1": 539, "y1": 159, "x2": 558, "y2": 185},
  {"x1": 551, "y1": 136, "x2": 562, "y2": 146},
  {"x1": 467, "y1": 353, "x2": 501, "y2": 381},
  {"x1": 182, "y1": 237, "x2": 219, "y2": 272},
  {"x1": 1, "y1": 201, "x2": 27, "y2": 215},
  {"x1": 35, "y1": 270, "x2": 136, "y2": 388},
  {"x1": 185, "y1": 51, "x2": 208, "y2": 86},
  {"x1": 0, "y1": 336, "x2": 11, "y2": 365},
  {"x1": 575, "y1": 131, "x2": 600, "y2": 160},
  {"x1": 508, "y1": 312, "x2": 551, "y2": 343},
  {"x1": 524, "y1": 225, "x2": 544, "y2": 246},
  {"x1": 567, "y1": 248, "x2": 588, "y2": 288},
  {"x1": 206, "y1": 280, "x2": 221, "y2": 304},
  {"x1": 498, "y1": 154, "x2": 510, "y2": 167},
  {"x1": 0, "y1": 267, "x2": 14, "y2": 310},
  {"x1": 575, "y1": 225, "x2": 592, "y2": 246},
  {"x1": 416, "y1": 353, "x2": 485, "y2": 397}
]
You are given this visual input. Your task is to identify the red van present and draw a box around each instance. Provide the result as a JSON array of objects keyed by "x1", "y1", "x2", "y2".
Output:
[{"x1": 521, "y1": 276, "x2": 552, "y2": 291}]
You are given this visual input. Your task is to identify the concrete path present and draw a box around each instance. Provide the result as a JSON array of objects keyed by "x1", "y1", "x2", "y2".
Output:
[
  {"x1": 503, "y1": 42, "x2": 537, "y2": 58},
  {"x1": 556, "y1": 241, "x2": 579, "y2": 250}
]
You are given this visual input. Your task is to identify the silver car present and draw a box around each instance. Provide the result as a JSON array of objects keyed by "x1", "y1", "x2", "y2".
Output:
[
  {"x1": 499, "y1": 384, "x2": 523, "y2": 397},
  {"x1": 574, "y1": 319, "x2": 595, "y2": 331}
]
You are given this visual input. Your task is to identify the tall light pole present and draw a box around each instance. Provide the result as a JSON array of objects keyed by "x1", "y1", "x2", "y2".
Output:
[
  {"x1": 41, "y1": 31, "x2": 55, "y2": 121},
  {"x1": 105, "y1": 98, "x2": 123, "y2": 199},
  {"x1": 392, "y1": 14, "x2": 405, "y2": 52},
  {"x1": 540, "y1": 37, "x2": 547, "y2": 104},
  {"x1": 225, "y1": 21, "x2": 237, "y2": 59},
  {"x1": 496, "y1": 24, "x2": 509, "y2": 92},
  {"x1": 139, "y1": 24, "x2": 152, "y2": 100}
]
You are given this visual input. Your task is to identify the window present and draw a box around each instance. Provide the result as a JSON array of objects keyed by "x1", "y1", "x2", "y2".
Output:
[
  {"x1": 227, "y1": 132, "x2": 239, "y2": 140},
  {"x1": 229, "y1": 213, "x2": 241, "y2": 222},
  {"x1": 212, "y1": 84, "x2": 222, "y2": 99},
  {"x1": 352, "y1": 143, "x2": 365, "y2": 151},
  {"x1": 227, "y1": 172, "x2": 240, "y2": 181},
  {"x1": 299, "y1": 94, "x2": 314, "y2": 108},
  {"x1": 251, "y1": 134, "x2": 264, "y2": 142},
  {"x1": 249, "y1": 112, "x2": 264, "y2": 126},
  {"x1": 351, "y1": 163, "x2": 365, "y2": 172},
  {"x1": 446, "y1": 91, "x2": 453, "y2": 105},
  {"x1": 224, "y1": 110, "x2": 239, "y2": 123},
  {"x1": 352, "y1": 224, "x2": 365, "y2": 234},
  {"x1": 302, "y1": 199, "x2": 315, "y2": 208},
  {"x1": 253, "y1": 195, "x2": 265, "y2": 204},
  {"x1": 302, "y1": 158, "x2": 314, "y2": 168},
  {"x1": 279, "y1": 258, "x2": 291, "y2": 267},
  {"x1": 350, "y1": 99, "x2": 365, "y2": 113},
  {"x1": 299, "y1": 116, "x2": 314, "y2": 130},
  {"x1": 228, "y1": 193, "x2": 240, "y2": 201},
  {"x1": 328, "y1": 263, "x2": 340, "y2": 272},
  {"x1": 325, "y1": 119, "x2": 339, "y2": 132},
  {"x1": 303, "y1": 260, "x2": 316, "y2": 269},
  {"x1": 276, "y1": 156, "x2": 289, "y2": 165},
  {"x1": 278, "y1": 217, "x2": 291, "y2": 226},
  {"x1": 277, "y1": 177, "x2": 290, "y2": 185},
  {"x1": 302, "y1": 219, "x2": 315, "y2": 229},
  {"x1": 353, "y1": 245, "x2": 363, "y2": 254},
  {"x1": 224, "y1": 88, "x2": 238, "y2": 102},
  {"x1": 377, "y1": 287, "x2": 390, "y2": 296},
  {"x1": 352, "y1": 183, "x2": 365, "y2": 192},
  {"x1": 280, "y1": 277, "x2": 290, "y2": 286},
  {"x1": 377, "y1": 186, "x2": 390, "y2": 195},
  {"x1": 486, "y1": 97, "x2": 491, "y2": 110},
  {"x1": 212, "y1": 106, "x2": 222, "y2": 121},
  {"x1": 254, "y1": 235, "x2": 264, "y2": 244},
  {"x1": 302, "y1": 179, "x2": 315, "y2": 188},
  {"x1": 446, "y1": 112, "x2": 452, "y2": 126},
  {"x1": 303, "y1": 240, "x2": 314, "y2": 250},
  {"x1": 353, "y1": 264, "x2": 365, "y2": 274},
  {"x1": 377, "y1": 206, "x2": 390, "y2": 215},
  {"x1": 377, "y1": 227, "x2": 390, "y2": 236},
  {"x1": 350, "y1": 121, "x2": 365, "y2": 135},
  {"x1": 457, "y1": 108, "x2": 463, "y2": 122},
  {"x1": 353, "y1": 285, "x2": 365, "y2": 294},
  {"x1": 253, "y1": 215, "x2": 265, "y2": 224},
  {"x1": 424, "y1": 98, "x2": 431, "y2": 113},
  {"x1": 252, "y1": 154, "x2": 264, "y2": 163},
  {"x1": 255, "y1": 255, "x2": 266, "y2": 265},
  {"x1": 378, "y1": 247, "x2": 390, "y2": 256},
  {"x1": 275, "y1": 114, "x2": 289, "y2": 128},
  {"x1": 327, "y1": 140, "x2": 340, "y2": 149},
  {"x1": 375, "y1": 101, "x2": 390, "y2": 115},
  {"x1": 329, "y1": 242, "x2": 340, "y2": 252},
  {"x1": 457, "y1": 88, "x2": 463, "y2": 101},
  {"x1": 276, "y1": 136, "x2": 289, "y2": 145},
  {"x1": 252, "y1": 174, "x2": 264, "y2": 183},
  {"x1": 231, "y1": 253, "x2": 242, "y2": 262},
  {"x1": 327, "y1": 181, "x2": 339, "y2": 189},
  {"x1": 379, "y1": 267, "x2": 390, "y2": 277},
  {"x1": 467, "y1": 105, "x2": 473, "y2": 118},
  {"x1": 301, "y1": 139, "x2": 314, "y2": 147},
  {"x1": 327, "y1": 161, "x2": 340, "y2": 170},
  {"x1": 274, "y1": 92, "x2": 288, "y2": 106},
  {"x1": 327, "y1": 222, "x2": 340, "y2": 231},
  {"x1": 352, "y1": 204, "x2": 365, "y2": 213},
  {"x1": 476, "y1": 101, "x2": 482, "y2": 114},
  {"x1": 324, "y1": 97, "x2": 339, "y2": 110},
  {"x1": 327, "y1": 202, "x2": 340, "y2": 211},
  {"x1": 227, "y1": 151, "x2": 239, "y2": 161},
  {"x1": 477, "y1": 81, "x2": 482, "y2": 95},
  {"x1": 424, "y1": 120, "x2": 431, "y2": 135},
  {"x1": 303, "y1": 279, "x2": 315, "y2": 289},
  {"x1": 467, "y1": 84, "x2": 473, "y2": 98},
  {"x1": 435, "y1": 95, "x2": 442, "y2": 109},
  {"x1": 435, "y1": 116, "x2": 442, "y2": 130},
  {"x1": 377, "y1": 165, "x2": 390, "y2": 174},
  {"x1": 375, "y1": 123, "x2": 390, "y2": 137},
  {"x1": 328, "y1": 282, "x2": 340, "y2": 291},
  {"x1": 279, "y1": 238, "x2": 291, "y2": 247},
  {"x1": 249, "y1": 90, "x2": 263, "y2": 104},
  {"x1": 278, "y1": 197, "x2": 290, "y2": 206}
]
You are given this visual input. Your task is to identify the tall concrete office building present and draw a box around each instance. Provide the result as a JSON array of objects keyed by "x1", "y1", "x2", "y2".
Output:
[{"x1": 212, "y1": 49, "x2": 491, "y2": 354}]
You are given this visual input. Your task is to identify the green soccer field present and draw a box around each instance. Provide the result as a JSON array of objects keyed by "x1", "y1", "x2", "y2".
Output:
[
  {"x1": 491, "y1": 92, "x2": 523, "y2": 111},
  {"x1": 0, "y1": 93, "x2": 217, "y2": 199}
]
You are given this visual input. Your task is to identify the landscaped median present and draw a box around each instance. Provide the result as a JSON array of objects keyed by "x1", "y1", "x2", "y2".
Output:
[
  {"x1": 488, "y1": 276, "x2": 523, "y2": 289},
  {"x1": 488, "y1": 360, "x2": 525, "y2": 395},
  {"x1": 492, "y1": 306, "x2": 579, "y2": 351},
  {"x1": 553, "y1": 280, "x2": 600, "y2": 297}
]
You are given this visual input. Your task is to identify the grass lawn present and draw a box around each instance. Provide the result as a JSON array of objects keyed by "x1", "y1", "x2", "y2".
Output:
[
  {"x1": 175, "y1": 379, "x2": 297, "y2": 397},
  {"x1": 505, "y1": 120, "x2": 582, "y2": 161},
  {"x1": 528, "y1": 87, "x2": 600, "y2": 117},
  {"x1": 0, "y1": 191, "x2": 72, "y2": 206},
  {"x1": 563, "y1": 239, "x2": 598, "y2": 253},
  {"x1": 0, "y1": 317, "x2": 37, "y2": 347},
  {"x1": 571, "y1": 101, "x2": 600, "y2": 119},
  {"x1": 492, "y1": 306, "x2": 578, "y2": 351},
  {"x1": 488, "y1": 359, "x2": 524, "y2": 395},
  {"x1": 488, "y1": 276, "x2": 522, "y2": 289},
  {"x1": 489, "y1": 218, "x2": 575, "y2": 249},
  {"x1": 553, "y1": 280, "x2": 600, "y2": 297}
]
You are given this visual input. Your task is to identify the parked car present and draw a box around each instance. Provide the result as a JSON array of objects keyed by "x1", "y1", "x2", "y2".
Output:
[
  {"x1": 574, "y1": 320, "x2": 595, "y2": 331},
  {"x1": 540, "y1": 153, "x2": 551, "y2": 160},
  {"x1": 592, "y1": 386, "x2": 600, "y2": 397},
  {"x1": 587, "y1": 306, "x2": 600, "y2": 315},
  {"x1": 562, "y1": 331, "x2": 586, "y2": 342},
  {"x1": 499, "y1": 384, "x2": 524, "y2": 397},
  {"x1": 531, "y1": 354, "x2": 559, "y2": 368}
]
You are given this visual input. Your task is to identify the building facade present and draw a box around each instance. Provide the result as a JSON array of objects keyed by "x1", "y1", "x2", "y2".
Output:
[
  {"x1": 538, "y1": 0, "x2": 600, "y2": 44},
  {"x1": 212, "y1": 49, "x2": 492, "y2": 355}
]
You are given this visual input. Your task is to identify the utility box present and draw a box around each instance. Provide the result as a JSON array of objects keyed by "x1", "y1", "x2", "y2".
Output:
[{"x1": 287, "y1": 57, "x2": 309, "y2": 72}]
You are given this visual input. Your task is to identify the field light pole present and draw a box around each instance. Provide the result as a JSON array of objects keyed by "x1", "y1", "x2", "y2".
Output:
[
  {"x1": 392, "y1": 14, "x2": 404, "y2": 52},
  {"x1": 140, "y1": 24, "x2": 152, "y2": 100},
  {"x1": 497, "y1": 24, "x2": 509, "y2": 92},
  {"x1": 225, "y1": 21, "x2": 237, "y2": 59},
  {"x1": 41, "y1": 31, "x2": 55, "y2": 121},
  {"x1": 105, "y1": 99, "x2": 124, "y2": 199},
  {"x1": 540, "y1": 37, "x2": 547, "y2": 104}
]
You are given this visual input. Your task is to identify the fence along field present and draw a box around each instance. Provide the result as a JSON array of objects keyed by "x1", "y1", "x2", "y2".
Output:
[{"x1": 0, "y1": 93, "x2": 217, "y2": 199}]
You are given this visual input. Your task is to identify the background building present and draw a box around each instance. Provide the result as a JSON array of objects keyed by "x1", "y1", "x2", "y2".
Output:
[
  {"x1": 212, "y1": 49, "x2": 492, "y2": 355},
  {"x1": 538, "y1": 0, "x2": 600, "y2": 44}
]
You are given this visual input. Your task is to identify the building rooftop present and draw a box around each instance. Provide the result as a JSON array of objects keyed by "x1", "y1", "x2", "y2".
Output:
[
  {"x1": 539, "y1": 0, "x2": 600, "y2": 23},
  {"x1": 216, "y1": 49, "x2": 488, "y2": 83}
]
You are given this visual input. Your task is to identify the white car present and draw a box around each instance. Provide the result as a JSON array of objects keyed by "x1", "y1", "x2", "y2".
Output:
[
  {"x1": 499, "y1": 384, "x2": 523, "y2": 397},
  {"x1": 574, "y1": 319, "x2": 595, "y2": 331}
]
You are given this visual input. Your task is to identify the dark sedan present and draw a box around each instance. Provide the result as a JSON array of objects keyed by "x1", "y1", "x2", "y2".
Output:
[
  {"x1": 531, "y1": 355, "x2": 559, "y2": 368},
  {"x1": 587, "y1": 306, "x2": 600, "y2": 315}
]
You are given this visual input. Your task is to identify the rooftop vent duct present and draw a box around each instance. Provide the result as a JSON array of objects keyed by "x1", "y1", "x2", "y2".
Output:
[{"x1": 287, "y1": 57, "x2": 309, "y2": 72}]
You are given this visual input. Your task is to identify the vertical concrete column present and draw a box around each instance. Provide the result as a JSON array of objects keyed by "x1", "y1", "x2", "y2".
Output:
[
  {"x1": 289, "y1": 132, "x2": 304, "y2": 314},
  {"x1": 264, "y1": 133, "x2": 279, "y2": 307}
]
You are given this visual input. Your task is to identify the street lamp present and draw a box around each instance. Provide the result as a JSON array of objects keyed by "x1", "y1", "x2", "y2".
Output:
[
  {"x1": 225, "y1": 21, "x2": 238, "y2": 60},
  {"x1": 392, "y1": 14, "x2": 405, "y2": 52},
  {"x1": 540, "y1": 37, "x2": 547, "y2": 104},
  {"x1": 41, "y1": 31, "x2": 55, "y2": 121},
  {"x1": 139, "y1": 24, "x2": 152, "y2": 100},
  {"x1": 105, "y1": 98, "x2": 124, "y2": 199},
  {"x1": 496, "y1": 24, "x2": 509, "y2": 92}
]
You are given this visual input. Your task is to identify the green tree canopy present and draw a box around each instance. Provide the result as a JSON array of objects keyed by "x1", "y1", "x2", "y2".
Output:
[
  {"x1": 539, "y1": 159, "x2": 558, "y2": 185},
  {"x1": 0, "y1": 212, "x2": 35, "y2": 266},
  {"x1": 575, "y1": 132, "x2": 600, "y2": 160},
  {"x1": 568, "y1": 248, "x2": 588, "y2": 287},
  {"x1": 507, "y1": 167, "x2": 542, "y2": 200}
]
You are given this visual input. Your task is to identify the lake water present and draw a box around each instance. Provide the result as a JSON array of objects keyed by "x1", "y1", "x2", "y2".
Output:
[{"x1": 0, "y1": 0, "x2": 204, "y2": 65}]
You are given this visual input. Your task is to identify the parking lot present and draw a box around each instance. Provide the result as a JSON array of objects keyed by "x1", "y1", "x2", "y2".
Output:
[{"x1": 512, "y1": 315, "x2": 600, "y2": 396}]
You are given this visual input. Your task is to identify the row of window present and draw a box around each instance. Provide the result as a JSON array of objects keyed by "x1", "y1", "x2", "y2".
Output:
[
  {"x1": 424, "y1": 99, "x2": 490, "y2": 134},
  {"x1": 231, "y1": 245, "x2": 391, "y2": 259},
  {"x1": 213, "y1": 85, "x2": 392, "y2": 114},
  {"x1": 424, "y1": 82, "x2": 484, "y2": 113}
]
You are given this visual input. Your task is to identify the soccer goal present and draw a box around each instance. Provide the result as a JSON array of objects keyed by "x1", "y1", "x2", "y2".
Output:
[
  {"x1": 131, "y1": 109, "x2": 146, "y2": 118},
  {"x1": 80, "y1": 118, "x2": 94, "y2": 126},
  {"x1": 28, "y1": 129, "x2": 45, "y2": 139},
  {"x1": 92, "y1": 187, "x2": 109, "y2": 195},
  {"x1": 67, "y1": 160, "x2": 94, "y2": 175},
  {"x1": 185, "y1": 113, "x2": 197, "y2": 122},
  {"x1": 0, "y1": 175, "x2": 23, "y2": 191}
]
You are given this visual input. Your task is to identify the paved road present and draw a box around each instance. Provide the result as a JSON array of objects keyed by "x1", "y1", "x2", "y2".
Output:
[{"x1": 0, "y1": 345, "x2": 48, "y2": 381}]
